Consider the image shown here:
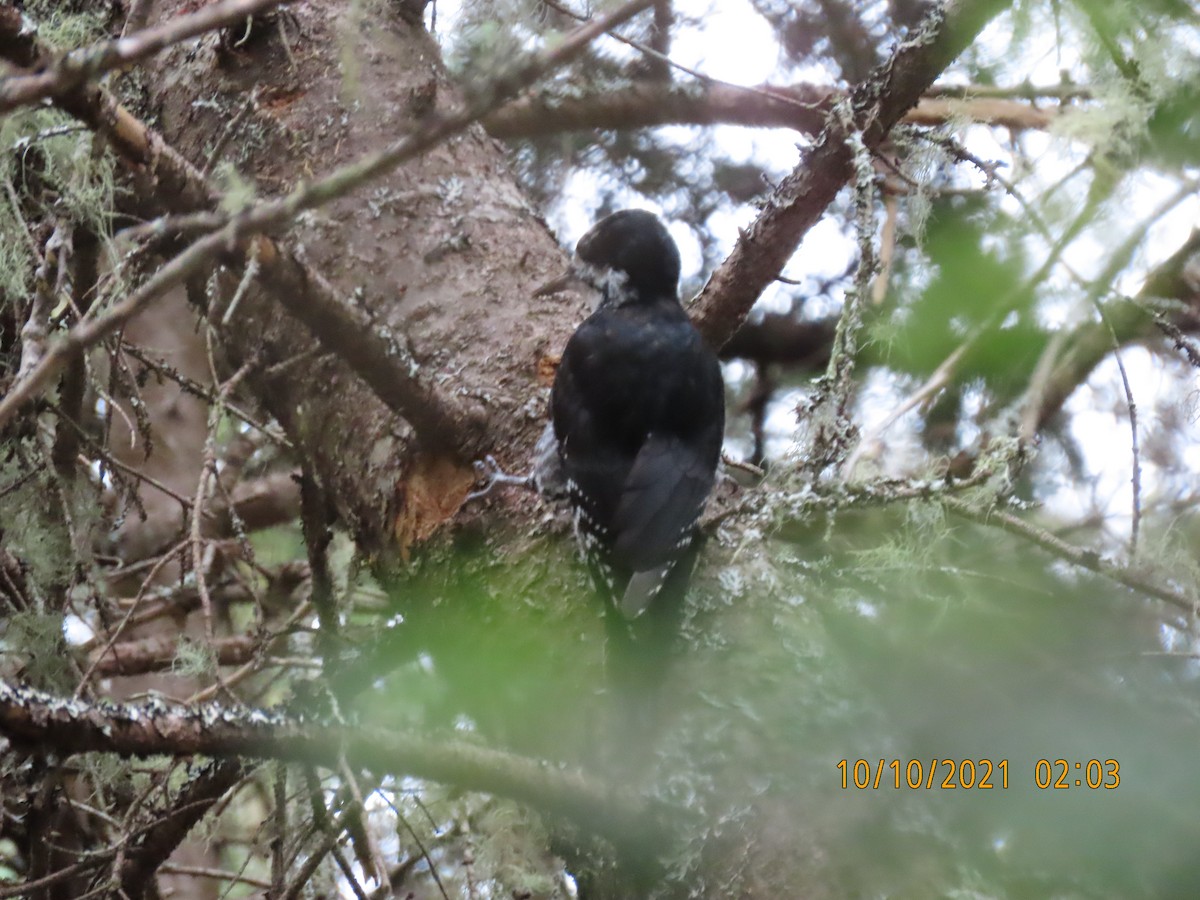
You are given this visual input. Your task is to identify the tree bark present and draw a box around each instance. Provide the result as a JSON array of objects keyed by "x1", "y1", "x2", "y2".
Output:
[{"x1": 146, "y1": 0, "x2": 582, "y2": 557}]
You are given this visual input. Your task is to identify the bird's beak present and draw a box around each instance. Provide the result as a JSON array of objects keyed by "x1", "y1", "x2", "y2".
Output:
[
  {"x1": 533, "y1": 271, "x2": 573, "y2": 297},
  {"x1": 533, "y1": 266, "x2": 588, "y2": 298}
]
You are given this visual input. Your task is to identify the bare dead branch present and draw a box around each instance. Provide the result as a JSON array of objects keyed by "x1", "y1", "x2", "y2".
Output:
[
  {"x1": 0, "y1": 0, "x2": 291, "y2": 114},
  {"x1": 280, "y1": 797, "x2": 358, "y2": 900},
  {"x1": 117, "y1": 759, "x2": 251, "y2": 899},
  {"x1": 719, "y1": 313, "x2": 838, "y2": 370},
  {"x1": 0, "y1": 546, "x2": 37, "y2": 612},
  {"x1": 117, "y1": 341, "x2": 288, "y2": 447},
  {"x1": 271, "y1": 763, "x2": 288, "y2": 896},
  {"x1": 51, "y1": 230, "x2": 98, "y2": 484},
  {"x1": 86, "y1": 634, "x2": 260, "y2": 677},
  {"x1": 925, "y1": 81, "x2": 1091, "y2": 100},
  {"x1": 908, "y1": 95, "x2": 1056, "y2": 129},
  {"x1": 299, "y1": 467, "x2": 340, "y2": 669},
  {"x1": 156, "y1": 863, "x2": 272, "y2": 890},
  {"x1": 0, "y1": 854, "x2": 104, "y2": 899},
  {"x1": 487, "y1": 80, "x2": 831, "y2": 136},
  {"x1": 78, "y1": 563, "x2": 307, "y2": 655},
  {"x1": 0, "y1": 227, "x2": 241, "y2": 433},
  {"x1": 15, "y1": 222, "x2": 69, "y2": 382},
  {"x1": 646, "y1": 0, "x2": 672, "y2": 78},
  {"x1": 0, "y1": 9, "x2": 219, "y2": 213},
  {"x1": 227, "y1": 471, "x2": 302, "y2": 531}
]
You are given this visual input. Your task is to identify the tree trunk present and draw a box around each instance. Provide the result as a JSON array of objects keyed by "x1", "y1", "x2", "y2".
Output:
[{"x1": 149, "y1": 0, "x2": 579, "y2": 554}]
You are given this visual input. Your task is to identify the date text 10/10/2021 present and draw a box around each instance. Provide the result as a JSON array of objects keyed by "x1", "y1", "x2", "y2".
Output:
[{"x1": 836, "y1": 759, "x2": 1121, "y2": 790}]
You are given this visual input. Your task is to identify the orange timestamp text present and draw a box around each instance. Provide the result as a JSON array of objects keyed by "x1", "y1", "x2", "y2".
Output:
[
  {"x1": 838, "y1": 758, "x2": 1008, "y2": 790},
  {"x1": 1033, "y1": 758, "x2": 1120, "y2": 789},
  {"x1": 837, "y1": 758, "x2": 1121, "y2": 790}
]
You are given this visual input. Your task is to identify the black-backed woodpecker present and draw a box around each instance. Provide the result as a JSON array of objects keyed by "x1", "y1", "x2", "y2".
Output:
[{"x1": 546, "y1": 210, "x2": 725, "y2": 618}]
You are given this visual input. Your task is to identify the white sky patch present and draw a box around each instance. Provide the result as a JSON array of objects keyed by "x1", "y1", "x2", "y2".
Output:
[
  {"x1": 63, "y1": 614, "x2": 96, "y2": 645},
  {"x1": 761, "y1": 388, "x2": 803, "y2": 460},
  {"x1": 668, "y1": 218, "x2": 704, "y2": 278},
  {"x1": 848, "y1": 368, "x2": 929, "y2": 476},
  {"x1": 669, "y1": 0, "x2": 782, "y2": 85},
  {"x1": 1046, "y1": 345, "x2": 1200, "y2": 541}
]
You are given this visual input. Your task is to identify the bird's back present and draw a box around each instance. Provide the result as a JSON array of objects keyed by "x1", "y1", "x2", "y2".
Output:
[{"x1": 552, "y1": 295, "x2": 724, "y2": 593}]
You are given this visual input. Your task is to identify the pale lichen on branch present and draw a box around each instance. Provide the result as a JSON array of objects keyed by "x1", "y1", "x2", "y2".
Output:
[{"x1": 0, "y1": 680, "x2": 667, "y2": 856}]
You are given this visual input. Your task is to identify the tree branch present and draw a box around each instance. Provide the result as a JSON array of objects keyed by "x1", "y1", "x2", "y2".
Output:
[
  {"x1": 718, "y1": 313, "x2": 837, "y2": 368},
  {"x1": 0, "y1": 681, "x2": 666, "y2": 857},
  {"x1": 691, "y1": 0, "x2": 1011, "y2": 349},
  {"x1": 770, "y1": 476, "x2": 1197, "y2": 615},
  {"x1": 0, "y1": 0, "x2": 291, "y2": 114},
  {"x1": 0, "y1": 7, "x2": 220, "y2": 214},
  {"x1": 1033, "y1": 226, "x2": 1200, "y2": 430},
  {"x1": 940, "y1": 496, "x2": 1196, "y2": 615},
  {"x1": 118, "y1": 759, "x2": 251, "y2": 899},
  {"x1": 86, "y1": 634, "x2": 261, "y2": 677},
  {"x1": 485, "y1": 80, "x2": 1056, "y2": 139},
  {"x1": 487, "y1": 80, "x2": 835, "y2": 136}
]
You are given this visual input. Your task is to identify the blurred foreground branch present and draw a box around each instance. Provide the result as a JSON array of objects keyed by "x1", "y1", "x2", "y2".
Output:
[{"x1": 0, "y1": 681, "x2": 666, "y2": 857}]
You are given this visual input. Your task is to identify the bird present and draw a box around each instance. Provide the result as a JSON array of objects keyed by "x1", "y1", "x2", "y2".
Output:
[{"x1": 544, "y1": 209, "x2": 725, "y2": 619}]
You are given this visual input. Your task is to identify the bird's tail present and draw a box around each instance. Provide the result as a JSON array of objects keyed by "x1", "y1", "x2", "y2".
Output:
[{"x1": 601, "y1": 537, "x2": 702, "y2": 768}]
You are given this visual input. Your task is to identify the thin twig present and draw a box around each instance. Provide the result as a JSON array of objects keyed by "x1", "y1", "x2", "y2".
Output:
[
  {"x1": 73, "y1": 540, "x2": 188, "y2": 698},
  {"x1": 537, "y1": 0, "x2": 829, "y2": 119},
  {"x1": 1, "y1": 175, "x2": 38, "y2": 259},
  {"x1": 202, "y1": 87, "x2": 261, "y2": 178},
  {"x1": 221, "y1": 232, "x2": 261, "y2": 325},
  {"x1": 16, "y1": 222, "x2": 69, "y2": 381},
  {"x1": 271, "y1": 762, "x2": 288, "y2": 898},
  {"x1": 841, "y1": 332, "x2": 977, "y2": 478},
  {"x1": 157, "y1": 864, "x2": 273, "y2": 890},
  {"x1": 192, "y1": 331, "x2": 256, "y2": 640},
  {"x1": 0, "y1": 227, "x2": 247, "y2": 432},
  {"x1": 1094, "y1": 306, "x2": 1141, "y2": 559},
  {"x1": 185, "y1": 598, "x2": 313, "y2": 704},
  {"x1": 941, "y1": 496, "x2": 1195, "y2": 614},
  {"x1": 378, "y1": 788, "x2": 452, "y2": 900},
  {"x1": 118, "y1": 340, "x2": 289, "y2": 447},
  {"x1": 338, "y1": 756, "x2": 388, "y2": 886}
]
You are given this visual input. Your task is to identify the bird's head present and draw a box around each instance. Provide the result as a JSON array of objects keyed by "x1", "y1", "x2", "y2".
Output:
[
  {"x1": 536, "y1": 210, "x2": 682, "y2": 307},
  {"x1": 575, "y1": 209, "x2": 681, "y2": 304}
]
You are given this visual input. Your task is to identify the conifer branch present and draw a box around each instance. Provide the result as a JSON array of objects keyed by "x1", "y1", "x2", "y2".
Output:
[
  {"x1": 691, "y1": 0, "x2": 1012, "y2": 348},
  {"x1": 0, "y1": 681, "x2": 666, "y2": 856}
]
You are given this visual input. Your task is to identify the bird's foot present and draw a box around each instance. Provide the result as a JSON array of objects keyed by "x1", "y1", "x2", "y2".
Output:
[{"x1": 465, "y1": 455, "x2": 534, "y2": 501}]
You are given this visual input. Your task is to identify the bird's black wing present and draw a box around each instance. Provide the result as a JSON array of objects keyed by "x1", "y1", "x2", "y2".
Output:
[{"x1": 609, "y1": 431, "x2": 716, "y2": 574}]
